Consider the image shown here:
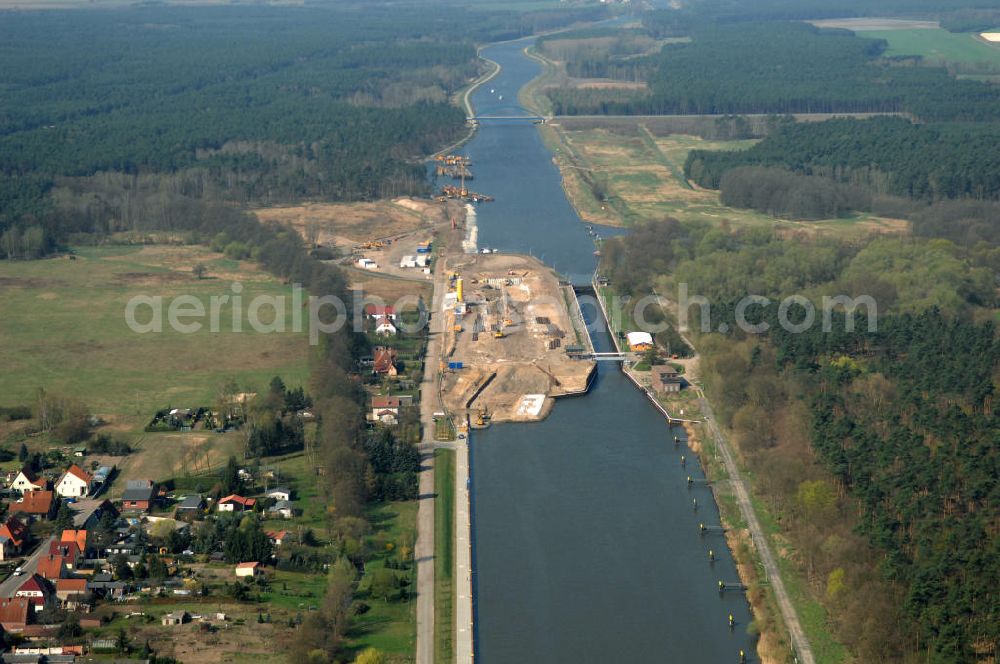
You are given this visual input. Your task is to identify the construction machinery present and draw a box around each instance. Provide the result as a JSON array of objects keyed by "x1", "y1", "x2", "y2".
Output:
[
  {"x1": 474, "y1": 405, "x2": 491, "y2": 427},
  {"x1": 434, "y1": 154, "x2": 474, "y2": 180},
  {"x1": 440, "y1": 184, "x2": 494, "y2": 203}
]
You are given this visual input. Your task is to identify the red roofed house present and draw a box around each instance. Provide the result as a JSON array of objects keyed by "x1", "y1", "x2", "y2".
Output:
[
  {"x1": 15, "y1": 574, "x2": 53, "y2": 611},
  {"x1": 266, "y1": 530, "x2": 289, "y2": 546},
  {"x1": 370, "y1": 396, "x2": 404, "y2": 424},
  {"x1": 60, "y1": 529, "x2": 87, "y2": 555},
  {"x1": 218, "y1": 495, "x2": 256, "y2": 513},
  {"x1": 235, "y1": 561, "x2": 261, "y2": 578},
  {"x1": 372, "y1": 347, "x2": 398, "y2": 377},
  {"x1": 55, "y1": 465, "x2": 92, "y2": 498},
  {"x1": 55, "y1": 578, "x2": 89, "y2": 609},
  {"x1": 48, "y1": 539, "x2": 82, "y2": 571},
  {"x1": 364, "y1": 304, "x2": 396, "y2": 321},
  {"x1": 0, "y1": 516, "x2": 29, "y2": 560},
  {"x1": 36, "y1": 555, "x2": 66, "y2": 581},
  {"x1": 0, "y1": 598, "x2": 31, "y2": 631},
  {"x1": 9, "y1": 467, "x2": 46, "y2": 494},
  {"x1": 14, "y1": 490, "x2": 56, "y2": 519}
]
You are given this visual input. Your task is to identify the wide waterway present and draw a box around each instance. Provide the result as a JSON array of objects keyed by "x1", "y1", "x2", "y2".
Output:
[{"x1": 460, "y1": 38, "x2": 754, "y2": 662}]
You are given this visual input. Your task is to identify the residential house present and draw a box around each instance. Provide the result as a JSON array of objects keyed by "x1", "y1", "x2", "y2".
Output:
[
  {"x1": 47, "y1": 540, "x2": 81, "y2": 571},
  {"x1": 218, "y1": 495, "x2": 256, "y2": 513},
  {"x1": 266, "y1": 500, "x2": 294, "y2": 520},
  {"x1": 372, "y1": 347, "x2": 399, "y2": 377},
  {"x1": 175, "y1": 494, "x2": 206, "y2": 516},
  {"x1": 9, "y1": 467, "x2": 46, "y2": 494},
  {"x1": 0, "y1": 517, "x2": 28, "y2": 561},
  {"x1": 651, "y1": 365, "x2": 683, "y2": 393},
  {"x1": 86, "y1": 574, "x2": 128, "y2": 600},
  {"x1": 121, "y1": 479, "x2": 155, "y2": 513},
  {"x1": 68, "y1": 499, "x2": 117, "y2": 529},
  {"x1": 55, "y1": 578, "x2": 88, "y2": 609},
  {"x1": 36, "y1": 555, "x2": 66, "y2": 581},
  {"x1": 0, "y1": 598, "x2": 31, "y2": 632},
  {"x1": 15, "y1": 574, "x2": 52, "y2": 611},
  {"x1": 162, "y1": 610, "x2": 189, "y2": 626},
  {"x1": 264, "y1": 487, "x2": 292, "y2": 502},
  {"x1": 60, "y1": 529, "x2": 87, "y2": 557},
  {"x1": 374, "y1": 316, "x2": 397, "y2": 337},
  {"x1": 369, "y1": 395, "x2": 412, "y2": 423},
  {"x1": 234, "y1": 562, "x2": 260, "y2": 578},
  {"x1": 363, "y1": 304, "x2": 396, "y2": 321},
  {"x1": 266, "y1": 530, "x2": 289, "y2": 546},
  {"x1": 13, "y1": 490, "x2": 55, "y2": 519},
  {"x1": 55, "y1": 465, "x2": 92, "y2": 498},
  {"x1": 626, "y1": 331, "x2": 654, "y2": 352}
]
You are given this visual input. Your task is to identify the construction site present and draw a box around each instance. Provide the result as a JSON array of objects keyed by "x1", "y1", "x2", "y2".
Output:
[
  {"x1": 434, "y1": 154, "x2": 495, "y2": 203},
  {"x1": 436, "y1": 252, "x2": 596, "y2": 427}
]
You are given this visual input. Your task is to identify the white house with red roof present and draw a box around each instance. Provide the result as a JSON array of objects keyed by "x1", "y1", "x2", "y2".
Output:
[
  {"x1": 235, "y1": 561, "x2": 261, "y2": 578},
  {"x1": 266, "y1": 530, "x2": 289, "y2": 546},
  {"x1": 9, "y1": 467, "x2": 46, "y2": 495},
  {"x1": 55, "y1": 465, "x2": 92, "y2": 498},
  {"x1": 218, "y1": 495, "x2": 256, "y2": 513},
  {"x1": 363, "y1": 304, "x2": 396, "y2": 321}
]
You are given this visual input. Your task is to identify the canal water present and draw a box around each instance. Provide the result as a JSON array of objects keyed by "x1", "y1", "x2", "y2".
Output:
[{"x1": 462, "y1": 38, "x2": 754, "y2": 663}]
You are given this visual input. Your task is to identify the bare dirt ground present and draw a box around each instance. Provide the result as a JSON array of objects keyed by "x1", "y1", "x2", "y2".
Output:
[
  {"x1": 254, "y1": 198, "x2": 460, "y2": 249},
  {"x1": 437, "y1": 253, "x2": 594, "y2": 424},
  {"x1": 567, "y1": 78, "x2": 648, "y2": 90},
  {"x1": 138, "y1": 605, "x2": 291, "y2": 663}
]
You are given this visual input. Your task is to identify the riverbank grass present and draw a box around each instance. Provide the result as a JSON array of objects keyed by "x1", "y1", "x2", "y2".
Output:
[
  {"x1": 351, "y1": 500, "x2": 419, "y2": 658},
  {"x1": 434, "y1": 449, "x2": 456, "y2": 662}
]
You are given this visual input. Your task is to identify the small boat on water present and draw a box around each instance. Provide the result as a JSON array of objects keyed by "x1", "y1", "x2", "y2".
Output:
[{"x1": 593, "y1": 250, "x2": 602, "y2": 257}]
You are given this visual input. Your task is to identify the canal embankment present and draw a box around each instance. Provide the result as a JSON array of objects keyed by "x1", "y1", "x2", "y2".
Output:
[{"x1": 591, "y1": 275, "x2": 815, "y2": 664}]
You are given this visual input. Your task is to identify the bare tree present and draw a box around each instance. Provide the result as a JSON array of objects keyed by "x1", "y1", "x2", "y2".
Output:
[{"x1": 305, "y1": 221, "x2": 321, "y2": 248}]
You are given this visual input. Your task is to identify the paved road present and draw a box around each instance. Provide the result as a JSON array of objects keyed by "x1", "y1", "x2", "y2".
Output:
[
  {"x1": 416, "y1": 257, "x2": 449, "y2": 664},
  {"x1": 699, "y1": 396, "x2": 816, "y2": 664},
  {"x1": 0, "y1": 535, "x2": 55, "y2": 598}
]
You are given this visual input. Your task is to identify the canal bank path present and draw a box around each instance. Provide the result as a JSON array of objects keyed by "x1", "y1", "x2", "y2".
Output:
[
  {"x1": 416, "y1": 254, "x2": 447, "y2": 664},
  {"x1": 415, "y1": 248, "x2": 474, "y2": 664},
  {"x1": 650, "y1": 293, "x2": 817, "y2": 664}
]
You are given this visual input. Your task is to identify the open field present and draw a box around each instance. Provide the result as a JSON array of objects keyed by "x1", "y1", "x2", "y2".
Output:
[
  {"x1": 547, "y1": 125, "x2": 910, "y2": 237},
  {"x1": 864, "y1": 27, "x2": 1000, "y2": 66},
  {"x1": 0, "y1": 244, "x2": 309, "y2": 423},
  {"x1": 809, "y1": 18, "x2": 939, "y2": 31}
]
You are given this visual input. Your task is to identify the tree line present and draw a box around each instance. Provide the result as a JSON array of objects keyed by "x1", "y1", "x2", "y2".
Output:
[
  {"x1": 0, "y1": 3, "x2": 608, "y2": 259},
  {"x1": 686, "y1": 116, "x2": 1000, "y2": 202},
  {"x1": 544, "y1": 22, "x2": 1000, "y2": 123},
  {"x1": 600, "y1": 218, "x2": 999, "y2": 661},
  {"x1": 719, "y1": 166, "x2": 872, "y2": 220}
]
